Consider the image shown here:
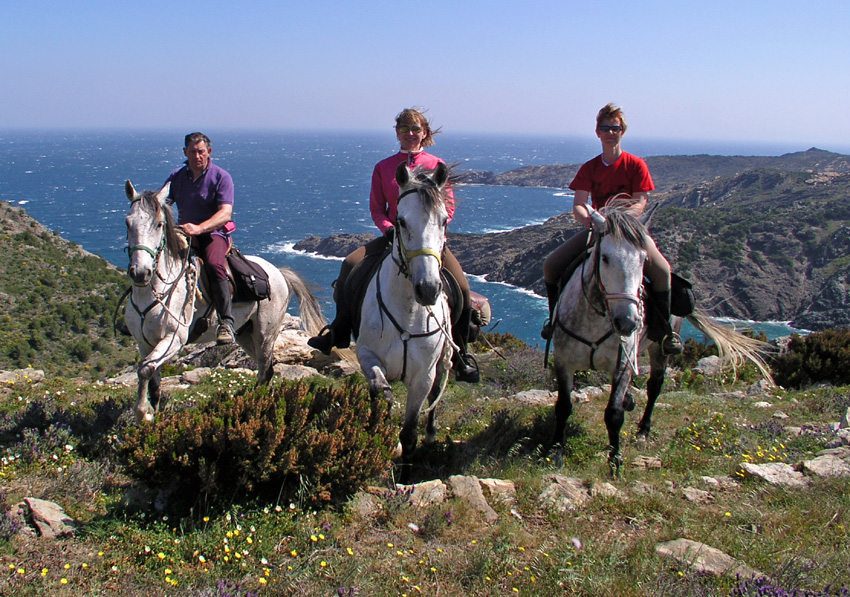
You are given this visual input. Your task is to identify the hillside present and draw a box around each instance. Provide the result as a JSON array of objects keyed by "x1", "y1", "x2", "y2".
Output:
[
  {"x1": 0, "y1": 201, "x2": 137, "y2": 377},
  {"x1": 297, "y1": 148, "x2": 850, "y2": 329}
]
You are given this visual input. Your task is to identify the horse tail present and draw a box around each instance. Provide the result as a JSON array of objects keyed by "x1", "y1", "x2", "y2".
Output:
[
  {"x1": 279, "y1": 267, "x2": 326, "y2": 336},
  {"x1": 685, "y1": 308, "x2": 775, "y2": 384}
]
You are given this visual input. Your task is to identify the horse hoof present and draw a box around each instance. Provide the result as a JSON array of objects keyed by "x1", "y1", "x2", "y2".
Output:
[
  {"x1": 135, "y1": 408, "x2": 154, "y2": 424},
  {"x1": 392, "y1": 442, "x2": 403, "y2": 459}
]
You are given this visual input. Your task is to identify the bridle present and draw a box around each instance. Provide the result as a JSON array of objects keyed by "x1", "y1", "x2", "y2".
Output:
[
  {"x1": 551, "y1": 226, "x2": 644, "y2": 372},
  {"x1": 125, "y1": 197, "x2": 197, "y2": 348},
  {"x1": 374, "y1": 184, "x2": 453, "y2": 380},
  {"x1": 392, "y1": 187, "x2": 444, "y2": 277}
]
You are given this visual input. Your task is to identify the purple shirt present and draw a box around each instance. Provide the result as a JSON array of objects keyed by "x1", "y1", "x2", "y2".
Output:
[{"x1": 165, "y1": 160, "x2": 234, "y2": 228}]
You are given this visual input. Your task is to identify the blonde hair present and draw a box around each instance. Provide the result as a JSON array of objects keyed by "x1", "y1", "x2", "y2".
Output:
[
  {"x1": 395, "y1": 107, "x2": 440, "y2": 148},
  {"x1": 596, "y1": 103, "x2": 628, "y2": 134}
]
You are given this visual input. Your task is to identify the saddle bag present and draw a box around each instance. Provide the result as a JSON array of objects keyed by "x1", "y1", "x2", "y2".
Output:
[
  {"x1": 227, "y1": 247, "x2": 271, "y2": 301},
  {"x1": 670, "y1": 272, "x2": 695, "y2": 317}
]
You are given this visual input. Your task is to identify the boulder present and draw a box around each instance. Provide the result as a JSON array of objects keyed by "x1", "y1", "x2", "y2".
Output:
[
  {"x1": 655, "y1": 538, "x2": 762, "y2": 578},
  {"x1": 0, "y1": 368, "x2": 45, "y2": 385},
  {"x1": 17, "y1": 498, "x2": 77, "y2": 538},
  {"x1": 538, "y1": 475, "x2": 590, "y2": 513},
  {"x1": 448, "y1": 475, "x2": 498, "y2": 524},
  {"x1": 800, "y1": 454, "x2": 850, "y2": 478},
  {"x1": 739, "y1": 462, "x2": 808, "y2": 487}
]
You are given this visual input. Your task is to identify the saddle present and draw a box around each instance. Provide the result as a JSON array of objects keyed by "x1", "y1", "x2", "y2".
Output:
[{"x1": 193, "y1": 246, "x2": 270, "y2": 304}]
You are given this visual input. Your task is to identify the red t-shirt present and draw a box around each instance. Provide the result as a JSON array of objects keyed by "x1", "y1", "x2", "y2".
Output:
[{"x1": 569, "y1": 152, "x2": 654, "y2": 209}]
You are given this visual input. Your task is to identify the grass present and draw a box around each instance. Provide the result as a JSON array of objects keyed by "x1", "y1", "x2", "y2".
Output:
[{"x1": 1, "y1": 347, "x2": 849, "y2": 596}]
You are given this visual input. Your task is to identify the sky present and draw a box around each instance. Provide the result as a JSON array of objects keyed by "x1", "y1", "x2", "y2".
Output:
[{"x1": 2, "y1": 1, "x2": 850, "y2": 149}]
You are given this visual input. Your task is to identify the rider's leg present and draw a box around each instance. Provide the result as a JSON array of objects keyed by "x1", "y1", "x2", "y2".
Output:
[
  {"x1": 644, "y1": 238, "x2": 683, "y2": 355},
  {"x1": 307, "y1": 245, "x2": 365, "y2": 354},
  {"x1": 202, "y1": 234, "x2": 236, "y2": 345},
  {"x1": 541, "y1": 229, "x2": 590, "y2": 339},
  {"x1": 443, "y1": 246, "x2": 480, "y2": 383}
]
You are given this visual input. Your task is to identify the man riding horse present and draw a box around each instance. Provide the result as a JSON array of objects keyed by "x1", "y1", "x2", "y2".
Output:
[{"x1": 164, "y1": 132, "x2": 237, "y2": 345}]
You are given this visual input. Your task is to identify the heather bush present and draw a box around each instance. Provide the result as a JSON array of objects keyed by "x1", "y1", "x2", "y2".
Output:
[
  {"x1": 119, "y1": 378, "x2": 396, "y2": 511},
  {"x1": 772, "y1": 329, "x2": 850, "y2": 388}
]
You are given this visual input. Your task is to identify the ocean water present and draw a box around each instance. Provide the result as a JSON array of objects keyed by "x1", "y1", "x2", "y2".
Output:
[{"x1": 0, "y1": 130, "x2": 802, "y2": 347}]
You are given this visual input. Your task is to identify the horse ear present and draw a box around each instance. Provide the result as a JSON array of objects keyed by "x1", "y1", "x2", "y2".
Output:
[
  {"x1": 639, "y1": 201, "x2": 658, "y2": 229},
  {"x1": 434, "y1": 162, "x2": 448, "y2": 187},
  {"x1": 395, "y1": 162, "x2": 411, "y2": 187},
  {"x1": 156, "y1": 182, "x2": 171, "y2": 205},
  {"x1": 125, "y1": 180, "x2": 138, "y2": 201}
]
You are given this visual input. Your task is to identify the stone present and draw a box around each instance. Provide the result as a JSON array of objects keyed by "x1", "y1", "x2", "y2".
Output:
[
  {"x1": 349, "y1": 492, "x2": 382, "y2": 520},
  {"x1": 0, "y1": 368, "x2": 45, "y2": 385},
  {"x1": 655, "y1": 538, "x2": 762, "y2": 578},
  {"x1": 20, "y1": 498, "x2": 77, "y2": 538},
  {"x1": 739, "y1": 462, "x2": 808, "y2": 488},
  {"x1": 273, "y1": 363, "x2": 320, "y2": 380},
  {"x1": 801, "y1": 454, "x2": 850, "y2": 478},
  {"x1": 772, "y1": 411, "x2": 789, "y2": 420},
  {"x1": 511, "y1": 389, "x2": 556, "y2": 405},
  {"x1": 632, "y1": 455, "x2": 662, "y2": 470},
  {"x1": 538, "y1": 475, "x2": 590, "y2": 513},
  {"x1": 700, "y1": 475, "x2": 740, "y2": 491},
  {"x1": 747, "y1": 378, "x2": 773, "y2": 395},
  {"x1": 590, "y1": 481, "x2": 624, "y2": 499},
  {"x1": 106, "y1": 370, "x2": 137, "y2": 386},
  {"x1": 682, "y1": 487, "x2": 714, "y2": 504},
  {"x1": 573, "y1": 386, "x2": 608, "y2": 403},
  {"x1": 401, "y1": 480, "x2": 447, "y2": 508},
  {"x1": 478, "y1": 478, "x2": 517, "y2": 506},
  {"x1": 181, "y1": 367, "x2": 212, "y2": 384},
  {"x1": 630, "y1": 481, "x2": 656, "y2": 496},
  {"x1": 694, "y1": 355, "x2": 723, "y2": 376},
  {"x1": 448, "y1": 475, "x2": 498, "y2": 524},
  {"x1": 753, "y1": 401, "x2": 773, "y2": 408},
  {"x1": 840, "y1": 407, "x2": 850, "y2": 429}
]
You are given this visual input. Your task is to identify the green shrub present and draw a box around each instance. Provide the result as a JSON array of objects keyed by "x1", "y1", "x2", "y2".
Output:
[
  {"x1": 119, "y1": 378, "x2": 396, "y2": 511},
  {"x1": 772, "y1": 329, "x2": 850, "y2": 388}
]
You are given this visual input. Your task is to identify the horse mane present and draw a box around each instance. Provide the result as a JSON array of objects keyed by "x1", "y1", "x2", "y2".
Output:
[
  {"x1": 405, "y1": 165, "x2": 450, "y2": 215},
  {"x1": 139, "y1": 190, "x2": 183, "y2": 256},
  {"x1": 600, "y1": 198, "x2": 648, "y2": 248}
]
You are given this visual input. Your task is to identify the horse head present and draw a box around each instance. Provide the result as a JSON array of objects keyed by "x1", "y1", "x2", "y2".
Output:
[
  {"x1": 124, "y1": 180, "x2": 172, "y2": 286},
  {"x1": 595, "y1": 208, "x2": 648, "y2": 336},
  {"x1": 394, "y1": 163, "x2": 449, "y2": 306}
]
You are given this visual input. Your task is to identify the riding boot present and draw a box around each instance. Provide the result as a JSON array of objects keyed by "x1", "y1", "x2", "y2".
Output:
[
  {"x1": 307, "y1": 275, "x2": 353, "y2": 355},
  {"x1": 213, "y1": 278, "x2": 236, "y2": 345},
  {"x1": 647, "y1": 289, "x2": 683, "y2": 355},
  {"x1": 452, "y1": 307, "x2": 480, "y2": 383},
  {"x1": 540, "y1": 282, "x2": 560, "y2": 340}
]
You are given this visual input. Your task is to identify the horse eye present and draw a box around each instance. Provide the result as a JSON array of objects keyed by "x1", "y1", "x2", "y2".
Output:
[
  {"x1": 601, "y1": 255, "x2": 609, "y2": 265},
  {"x1": 397, "y1": 218, "x2": 407, "y2": 229}
]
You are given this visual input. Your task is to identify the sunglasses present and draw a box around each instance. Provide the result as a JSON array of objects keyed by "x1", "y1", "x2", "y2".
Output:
[
  {"x1": 597, "y1": 125, "x2": 623, "y2": 133},
  {"x1": 396, "y1": 125, "x2": 423, "y2": 134}
]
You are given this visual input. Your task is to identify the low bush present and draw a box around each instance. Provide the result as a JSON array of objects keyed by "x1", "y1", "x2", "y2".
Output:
[
  {"x1": 772, "y1": 329, "x2": 850, "y2": 388},
  {"x1": 119, "y1": 378, "x2": 396, "y2": 512}
]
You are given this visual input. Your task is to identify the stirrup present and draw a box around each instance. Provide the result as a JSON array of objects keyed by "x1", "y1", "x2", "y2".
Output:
[
  {"x1": 216, "y1": 324, "x2": 235, "y2": 345},
  {"x1": 454, "y1": 352, "x2": 480, "y2": 384},
  {"x1": 661, "y1": 332, "x2": 684, "y2": 356}
]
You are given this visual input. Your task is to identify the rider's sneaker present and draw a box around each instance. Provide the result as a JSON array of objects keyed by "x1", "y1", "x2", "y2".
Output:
[
  {"x1": 216, "y1": 324, "x2": 235, "y2": 345},
  {"x1": 661, "y1": 332, "x2": 684, "y2": 356},
  {"x1": 540, "y1": 320, "x2": 553, "y2": 340}
]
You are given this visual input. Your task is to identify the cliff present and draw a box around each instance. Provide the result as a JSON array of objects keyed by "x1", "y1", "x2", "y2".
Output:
[{"x1": 296, "y1": 148, "x2": 850, "y2": 330}]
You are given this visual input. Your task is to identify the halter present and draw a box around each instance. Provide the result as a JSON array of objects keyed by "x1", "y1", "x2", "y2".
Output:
[
  {"x1": 125, "y1": 198, "x2": 197, "y2": 349},
  {"x1": 392, "y1": 187, "x2": 444, "y2": 277},
  {"x1": 551, "y1": 226, "x2": 644, "y2": 372}
]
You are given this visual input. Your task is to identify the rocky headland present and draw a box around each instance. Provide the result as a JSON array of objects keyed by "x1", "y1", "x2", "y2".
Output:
[{"x1": 295, "y1": 148, "x2": 850, "y2": 330}]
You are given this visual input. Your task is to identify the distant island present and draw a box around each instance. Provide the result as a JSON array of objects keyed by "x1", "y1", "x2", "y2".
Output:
[{"x1": 295, "y1": 148, "x2": 850, "y2": 331}]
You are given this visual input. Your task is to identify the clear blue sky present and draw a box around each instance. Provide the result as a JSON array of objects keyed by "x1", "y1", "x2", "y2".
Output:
[{"x1": 3, "y1": 1, "x2": 849, "y2": 148}]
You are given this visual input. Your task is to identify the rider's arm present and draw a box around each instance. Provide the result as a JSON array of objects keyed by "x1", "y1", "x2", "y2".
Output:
[
  {"x1": 181, "y1": 204, "x2": 233, "y2": 236},
  {"x1": 370, "y1": 166, "x2": 394, "y2": 234},
  {"x1": 572, "y1": 190, "x2": 592, "y2": 228}
]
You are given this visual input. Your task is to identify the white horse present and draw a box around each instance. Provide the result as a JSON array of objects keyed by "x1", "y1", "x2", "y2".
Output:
[
  {"x1": 123, "y1": 180, "x2": 324, "y2": 423},
  {"x1": 550, "y1": 204, "x2": 771, "y2": 476},
  {"x1": 356, "y1": 163, "x2": 454, "y2": 475}
]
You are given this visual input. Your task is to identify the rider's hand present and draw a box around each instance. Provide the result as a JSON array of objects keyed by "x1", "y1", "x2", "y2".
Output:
[{"x1": 180, "y1": 223, "x2": 202, "y2": 236}]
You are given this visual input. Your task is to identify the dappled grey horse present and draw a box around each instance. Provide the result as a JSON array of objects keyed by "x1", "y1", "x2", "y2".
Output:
[
  {"x1": 549, "y1": 203, "x2": 771, "y2": 476},
  {"x1": 123, "y1": 180, "x2": 325, "y2": 422}
]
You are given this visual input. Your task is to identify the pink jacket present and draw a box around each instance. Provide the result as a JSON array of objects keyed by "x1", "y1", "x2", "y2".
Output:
[{"x1": 370, "y1": 150, "x2": 456, "y2": 234}]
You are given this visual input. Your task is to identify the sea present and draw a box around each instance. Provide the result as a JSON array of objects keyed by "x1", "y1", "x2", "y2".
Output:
[{"x1": 0, "y1": 129, "x2": 807, "y2": 347}]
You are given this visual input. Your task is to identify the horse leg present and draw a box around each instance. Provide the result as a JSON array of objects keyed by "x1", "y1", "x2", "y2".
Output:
[
  {"x1": 148, "y1": 368, "x2": 162, "y2": 413},
  {"x1": 552, "y1": 364, "x2": 574, "y2": 448},
  {"x1": 637, "y1": 345, "x2": 666, "y2": 438},
  {"x1": 604, "y1": 368, "x2": 633, "y2": 478},
  {"x1": 424, "y1": 352, "x2": 450, "y2": 444}
]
